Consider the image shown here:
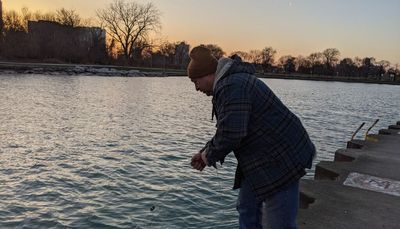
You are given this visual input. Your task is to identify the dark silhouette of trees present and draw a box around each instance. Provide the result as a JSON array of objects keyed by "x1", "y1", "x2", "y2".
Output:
[
  {"x1": 157, "y1": 41, "x2": 175, "y2": 69},
  {"x1": 278, "y1": 55, "x2": 296, "y2": 73},
  {"x1": 1, "y1": 9, "x2": 29, "y2": 58},
  {"x1": 230, "y1": 48, "x2": 398, "y2": 81},
  {"x1": 337, "y1": 58, "x2": 357, "y2": 77},
  {"x1": 361, "y1": 57, "x2": 376, "y2": 77},
  {"x1": 96, "y1": 0, "x2": 161, "y2": 64},
  {"x1": 260, "y1": 47, "x2": 276, "y2": 72},
  {"x1": 140, "y1": 41, "x2": 190, "y2": 69},
  {"x1": 159, "y1": 42, "x2": 175, "y2": 56},
  {"x1": 376, "y1": 60, "x2": 391, "y2": 79},
  {"x1": 353, "y1": 57, "x2": 363, "y2": 77},
  {"x1": 3, "y1": 10, "x2": 24, "y2": 32},
  {"x1": 296, "y1": 55, "x2": 312, "y2": 74},
  {"x1": 322, "y1": 48, "x2": 340, "y2": 75},
  {"x1": 129, "y1": 40, "x2": 152, "y2": 65},
  {"x1": 231, "y1": 46, "x2": 398, "y2": 81},
  {"x1": 55, "y1": 8, "x2": 82, "y2": 27},
  {"x1": 117, "y1": 39, "x2": 190, "y2": 69},
  {"x1": 15, "y1": 8, "x2": 57, "y2": 31},
  {"x1": 307, "y1": 52, "x2": 324, "y2": 75},
  {"x1": 248, "y1": 50, "x2": 263, "y2": 65}
]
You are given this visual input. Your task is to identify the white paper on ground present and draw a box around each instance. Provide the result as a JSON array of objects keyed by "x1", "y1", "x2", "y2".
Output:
[{"x1": 343, "y1": 172, "x2": 400, "y2": 197}]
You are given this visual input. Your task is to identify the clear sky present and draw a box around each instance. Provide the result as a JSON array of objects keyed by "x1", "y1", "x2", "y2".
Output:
[{"x1": 4, "y1": 0, "x2": 400, "y2": 64}]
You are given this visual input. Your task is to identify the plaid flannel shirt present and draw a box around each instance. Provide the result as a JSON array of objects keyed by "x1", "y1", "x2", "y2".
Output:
[{"x1": 204, "y1": 60, "x2": 315, "y2": 201}]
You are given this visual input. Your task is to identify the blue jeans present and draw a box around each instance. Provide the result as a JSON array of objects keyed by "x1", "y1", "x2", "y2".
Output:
[{"x1": 236, "y1": 179, "x2": 299, "y2": 229}]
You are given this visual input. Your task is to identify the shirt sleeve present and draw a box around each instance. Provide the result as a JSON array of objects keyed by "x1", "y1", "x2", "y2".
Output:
[{"x1": 205, "y1": 83, "x2": 252, "y2": 167}]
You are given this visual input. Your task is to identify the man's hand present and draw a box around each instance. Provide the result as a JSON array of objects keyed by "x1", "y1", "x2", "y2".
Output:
[{"x1": 191, "y1": 151, "x2": 206, "y2": 171}]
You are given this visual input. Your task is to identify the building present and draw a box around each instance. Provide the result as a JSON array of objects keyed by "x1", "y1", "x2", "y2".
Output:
[{"x1": 28, "y1": 20, "x2": 107, "y2": 63}]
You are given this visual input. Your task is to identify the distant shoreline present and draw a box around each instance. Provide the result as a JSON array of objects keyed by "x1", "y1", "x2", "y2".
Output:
[
  {"x1": 257, "y1": 73, "x2": 400, "y2": 86},
  {"x1": 1, "y1": 61, "x2": 399, "y2": 86},
  {"x1": 0, "y1": 61, "x2": 186, "y2": 77}
]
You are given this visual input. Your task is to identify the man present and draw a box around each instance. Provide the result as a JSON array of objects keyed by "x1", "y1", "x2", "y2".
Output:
[{"x1": 188, "y1": 45, "x2": 315, "y2": 229}]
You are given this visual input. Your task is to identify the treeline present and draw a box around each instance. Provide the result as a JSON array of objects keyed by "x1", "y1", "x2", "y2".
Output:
[
  {"x1": 230, "y1": 47, "x2": 399, "y2": 80},
  {"x1": 0, "y1": 0, "x2": 399, "y2": 80}
]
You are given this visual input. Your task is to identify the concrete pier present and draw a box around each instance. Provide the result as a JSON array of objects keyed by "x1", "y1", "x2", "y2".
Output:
[{"x1": 298, "y1": 121, "x2": 400, "y2": 229}]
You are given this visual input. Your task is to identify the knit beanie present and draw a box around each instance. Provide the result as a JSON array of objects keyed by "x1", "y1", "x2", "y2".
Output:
[{"x1": 187, "y1": 46, "x2": 218, "y2": 79}]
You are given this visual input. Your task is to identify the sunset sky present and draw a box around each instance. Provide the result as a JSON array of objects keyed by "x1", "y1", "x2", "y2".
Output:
[{"x1": 4, "y1": 0, "x2": 400, "y2": 64}]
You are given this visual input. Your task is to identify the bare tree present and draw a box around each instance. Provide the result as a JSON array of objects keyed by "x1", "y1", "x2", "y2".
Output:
[
  {"x1": 337, "y1": 58, "x2": 357, "y2": 77},
  {"x1": 260, "y1": 47, "x2": 276, "y2": 72},
  {"x1": 308, "y1": 52, "x2": 323, "y2": 65},
  {"x1": 96, "y1": 0, "x2": 161, "y2": 63},
  {"x1": 248, "y1": 50, "x2": 263, "y2": 65},
  {"x1": 360, "y1": 57, "x2": 377, "y2": 77},
  {"x1": 322, "y1": 48, "x2": 340, "y2": 70},
  {"x1": 159, "y1": 41, "x2": 175, "y2": 68},
  {"x1": 20, "y1": 7, "x2": 33, "y2": 31},
  {"x1": 295, "y1": 55, "x2": 311, "y2": 74},
  {"x1": 352, "y1": 56, "x2": 363, "y2": 77},
  {"x1": 3, "y1": 10, "x2": 24, "y2": 32},
  {"x1": 1, "y1": 9, "x2": 30, "y2": 59},
  {"x1": 307, "y1": 52, "x2": 324, "y2": 74},
  {"x1": 353, "y1": 57, "x2": 362, "y2": 68},
  {"x1": 19, "y1": 7, "x2": 58, "y2": 29},
  {"x1": 159, "y1": 41, "x2": 175, "y2": 57},
  {"x1": 32, "y1": 10, "x2": 56, "y2": 21},
  {"x1": 7, "y1": 8, "x2": 57, "y2": 32},
  {"x1": 55, "y1": 8, "x2": 82, "y2": 27},
  {"x1": 278, "y1": 55, "x2": 296, "y2": 73},
  {"x1": 376, "y1": 60, "x2": 391, "y2": 72}
]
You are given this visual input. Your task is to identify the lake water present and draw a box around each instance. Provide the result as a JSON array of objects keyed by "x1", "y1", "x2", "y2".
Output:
[{"x1": 0, "y1": 75, "x2": 399, "y2": 228}]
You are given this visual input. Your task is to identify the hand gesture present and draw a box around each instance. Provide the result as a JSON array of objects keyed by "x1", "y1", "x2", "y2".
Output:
[{"x1": 191, "y1": 151, "x2": 206, "y2": 171}]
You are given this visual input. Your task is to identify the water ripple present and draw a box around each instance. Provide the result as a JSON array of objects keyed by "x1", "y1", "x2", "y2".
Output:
[{"x1": 0, "y1": 75, "x2": 399, "y2": 228}]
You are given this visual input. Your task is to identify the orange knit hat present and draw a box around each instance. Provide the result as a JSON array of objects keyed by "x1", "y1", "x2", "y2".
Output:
[{"x1": 187, "y1": 46, "x2": 218, "y2": 79}]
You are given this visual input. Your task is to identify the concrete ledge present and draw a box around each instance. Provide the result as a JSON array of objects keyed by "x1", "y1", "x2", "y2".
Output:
[
  {"x1": 298, "y1": 122, "x2": 400, "y2": 229},
  {"x1": 379, "y1": 128, "x2": 400, "y2": 135},
  {"x1": 298, "y1": 180, "x2": 400, "y2": 229},
  {"x1": 346, "y1": 139, "x2": 365, "y2": 149},
  {"x1": 334, "y1": 149, "x2": 356, "y2": 162},
  {"x1": 315, "y1": 158, "x2": 400, "y2": 183},
  {"x1": 315, "y1": 163, "x2": 340, "y2": 181}
]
